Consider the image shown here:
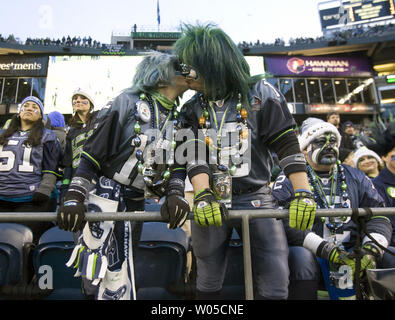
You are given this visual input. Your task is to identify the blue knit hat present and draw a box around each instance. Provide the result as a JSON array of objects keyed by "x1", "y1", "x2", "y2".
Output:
[
  {"x1": 20, "y1": 96, "x2": 47, "y2": 122},
  {"x1": 47, "y1": 111, "x2": 65, "y2": 128}
]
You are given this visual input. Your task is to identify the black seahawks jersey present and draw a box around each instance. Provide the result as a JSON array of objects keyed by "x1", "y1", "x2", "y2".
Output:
[
  {"x1": 0, "y1": 128, "x2": 60, "y2": 198},
  {"x1": 63, "y1": 111, "x2": 100, "y2": 176},
  {"x1": 180, "y1": 80, "x2": 296, "y2": 194},
  {"x1": 80, "y1": 91, "x2": 175, "y2": 190}
]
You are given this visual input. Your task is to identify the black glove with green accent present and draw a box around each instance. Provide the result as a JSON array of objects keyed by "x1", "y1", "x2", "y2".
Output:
[
  {"x1": 289, "y1": 190, "x2": 317, "y2": 230},
  {"x1": 160, "y1": 178, "x2": 190, "y2": 229},
  {"x1": 193, "y1": 188, "x2": 228, "y2": 227}
]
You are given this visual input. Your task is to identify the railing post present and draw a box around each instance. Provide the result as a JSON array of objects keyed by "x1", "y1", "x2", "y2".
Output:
[{"x1": 241, "y1": 214, "x2": 254, "y2": 300}]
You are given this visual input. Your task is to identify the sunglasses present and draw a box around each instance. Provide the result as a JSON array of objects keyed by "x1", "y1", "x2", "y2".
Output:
[{"x1": 175, "y1": 63, "x2": 199, "y2": 80}]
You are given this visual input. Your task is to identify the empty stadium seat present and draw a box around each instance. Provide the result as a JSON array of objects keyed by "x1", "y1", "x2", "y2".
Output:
[
  {"x1": 0, "y1": 223, "x2": 33, "y2": 287},
  {"x1": 134, "y1": 222, "x2": 189, "y2": 299},
  {"x1": 33, "y1": 226, "x2": 83, "y2": 300}
]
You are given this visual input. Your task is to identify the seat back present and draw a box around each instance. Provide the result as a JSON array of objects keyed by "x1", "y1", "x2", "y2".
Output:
[
  {"x1": 33, "y1": 227, "x2": 83, "y2": 299},
  {"x1": 134, "y1": 222, "x2": 189, "y2": 299},
  {"x1": 0, "y1": 223, "x2": 33, "y2": 286}
]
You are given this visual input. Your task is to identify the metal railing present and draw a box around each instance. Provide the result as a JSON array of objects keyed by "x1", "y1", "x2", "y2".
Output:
[{"x1": 1, "y1": 207, "x2": 394, "y2": 300}]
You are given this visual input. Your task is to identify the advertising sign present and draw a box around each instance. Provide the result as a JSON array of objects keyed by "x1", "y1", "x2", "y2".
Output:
[
  {"x1": 265, "y1": 55, "x2": 372, "y2": 77},
  {"x1": 0, "y1": 56, "x2": 48, "y2": 77}
]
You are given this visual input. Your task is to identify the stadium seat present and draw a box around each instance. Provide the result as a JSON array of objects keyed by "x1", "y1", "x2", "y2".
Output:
[
  {"x1": 134, "y1": 222, "x2": 189, "y2": 299},
  {"x1": 33, "y1": 226, "x2": 83, "y2": 300},
  {"x1": 0, "y1": 223, "x2": 33, "y2": 287}
]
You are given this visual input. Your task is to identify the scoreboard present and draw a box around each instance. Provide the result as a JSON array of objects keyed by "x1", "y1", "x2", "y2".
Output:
[{"x1": 319, "y1": 0, "x2": 395, "y2": 30}]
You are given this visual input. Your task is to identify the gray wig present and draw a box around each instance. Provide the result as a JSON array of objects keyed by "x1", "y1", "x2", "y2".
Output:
[{"x1": 127, "y1": 52, "x2": 180, "y2": 94}]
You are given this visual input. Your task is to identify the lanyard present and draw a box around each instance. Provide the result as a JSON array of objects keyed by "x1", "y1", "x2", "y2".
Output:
[{"x1": 152, "y1": 97, "x2": 172, "y2": 139}]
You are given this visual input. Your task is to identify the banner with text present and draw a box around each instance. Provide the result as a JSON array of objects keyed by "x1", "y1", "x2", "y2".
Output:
[
  {"x1": 265, "y1": 55, "x2": 372, "y2": 77},
  {"x1": 0, "y1": 56, "x2": 48, "y2": 77}
]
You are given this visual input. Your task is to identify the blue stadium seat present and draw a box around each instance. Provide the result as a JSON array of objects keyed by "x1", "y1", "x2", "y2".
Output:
[
  {"x1": 33, "y1": 226, "x2": 83, "y2": 300},
  {"x1": 134, "y1": 222, "x2": 189, "y2": 299},
  {"x1": 0, "y1": 223, "x2": 33, "y2": 287}
]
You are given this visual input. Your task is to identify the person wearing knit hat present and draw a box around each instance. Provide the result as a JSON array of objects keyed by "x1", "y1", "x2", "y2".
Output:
[
  {"x1": 47, "y1": 111, "x2": 67, "y2": 153},
  {"x1": 273, "y1": 116, "x2": 393, "y2": 300},
  {"x1": 298, "y1": 117, "x2": 341, "y2": 166},
  {"x1": 0, "y1": 96, "x2": 62, "y2": 243},
  {"x1": 20, "y1": 96, "x2": 47, "y2": 123},
  {"x1": 353, "y1": 147, "x2": 383, "y2": 179}
]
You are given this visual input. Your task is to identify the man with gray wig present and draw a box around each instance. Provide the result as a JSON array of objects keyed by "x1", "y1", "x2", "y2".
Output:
[{"x1": 57, "y1": 52, "x2": 212, "y2": 300}]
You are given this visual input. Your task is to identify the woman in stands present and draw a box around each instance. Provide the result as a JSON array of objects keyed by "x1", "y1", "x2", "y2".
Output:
[
  {"x1": 353, "y1": 146, "x2": 383, "y2": 179},
  {"x1": 0, "y1": 96, "x2": 61, "y2": 242}
]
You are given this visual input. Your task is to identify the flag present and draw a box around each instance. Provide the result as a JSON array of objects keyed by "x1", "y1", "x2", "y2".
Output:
[{"x1": 157, "y1": 0, "x2": 160, "y2": 26}]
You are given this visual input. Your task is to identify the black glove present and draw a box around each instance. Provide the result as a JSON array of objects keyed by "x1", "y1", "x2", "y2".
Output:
[
  {"x1": 57, "y1": 190, "x2": 86, "y2": 232},
  {"x1": 160, "y1": 191, "x2": 190, "y2": 229},
  {"x1": 160, "y1": 178, "x2": 190, "y2": 229},
  {"x1": 32, "y1": 192, "x2": 50, "y2": 204}
]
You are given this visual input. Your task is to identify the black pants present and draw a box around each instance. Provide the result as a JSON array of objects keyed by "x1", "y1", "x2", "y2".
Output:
[{"x1": 0, "y1": 199, "x2": 53, "y2": 244}]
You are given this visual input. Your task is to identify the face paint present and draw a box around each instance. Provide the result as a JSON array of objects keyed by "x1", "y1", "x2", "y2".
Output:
[{"x1": 308, "y1": 133, "x2": 339, "y2": 165}]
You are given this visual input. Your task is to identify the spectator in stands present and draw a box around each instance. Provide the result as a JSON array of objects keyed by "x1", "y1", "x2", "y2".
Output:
[
  {"x1": 57, "y1": 52, "x2": 204, "y2": 300},
  {"x1": 344, "y1": 121, "x2": 364, "y2": 150},
  {"x1": 59, "y1": 89, "x2": 100, "y2": 200},
  {"x1": 0, "y1": 96, "x2": 61, "y2": 242},
  {"x1": 353, "y1": 146, "x2": 383, "y2": 179},
  {"x1": 172, "y1": 23, "x2": 315, "y2": 300},
  {"x1": 363, "y1": 121, "x2": 395, "y2": 247},
  {"x1": 327, "y1": 111, "x2": 354, "y2": 150},
  {"x1": 272, "y1": 117, "x2": 394, "y2": 300},
  {"x1": 47, "y1": 111, "x2": 67, "y2": 153}
]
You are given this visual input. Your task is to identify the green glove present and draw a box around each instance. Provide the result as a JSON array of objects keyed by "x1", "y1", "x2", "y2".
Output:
[
  {"x1": 320, "y1": 241, "x2": 378, "y2": 279},
  {"x1": 289, "y1": 190, "x2": 317, "y2": 230},
  {"x1": 193, "y1": 188, "x2": 228, "y2": 227}
]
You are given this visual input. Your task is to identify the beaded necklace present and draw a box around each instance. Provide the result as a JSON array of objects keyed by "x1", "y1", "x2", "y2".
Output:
[
  {"x1": 133, "y1": 92, "x2": 179, "y2": 197},
  {"x1": 197, "y1": 92, "x2": 249, "y2": 176},
  {"x1": 307, "y1": 160, "x2": 349, "y2": 236}
]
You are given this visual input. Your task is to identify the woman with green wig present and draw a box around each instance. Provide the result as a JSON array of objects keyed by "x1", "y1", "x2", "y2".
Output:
[{"x1": 169, "y1": 23, "x2": 316, "y2": 299}]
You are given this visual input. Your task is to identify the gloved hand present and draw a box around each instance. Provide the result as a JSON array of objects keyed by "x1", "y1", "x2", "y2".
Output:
[
  {"x1": 320, "y1": 241, "x2": 378, "y2": 279},
  {"x1": 289, "y1": 191, "x2": 316, "y2": 230},
  {"x1": 66, "y1": 221, "x2": 114, "y2": 286},
  {"x1": 193, "y1": 188, "x2": 228, "y2": 227},
  {"x1": 57, "y1": 190, "x2": 86, "y2": 232},
  {"x1": 160, "y1": 191, "x2": 190, "y2": 229},
  {"x1": 32, "y1": 192, "x2": 50, "y2": 204}
]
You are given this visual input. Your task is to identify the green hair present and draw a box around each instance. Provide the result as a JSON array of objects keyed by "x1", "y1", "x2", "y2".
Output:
[
  {"x1": 173, "y1": 23, "x2": 263, "y2": 103},
  {"x1": 128, "y1": 52, "x2": 180, "y2": 94}
]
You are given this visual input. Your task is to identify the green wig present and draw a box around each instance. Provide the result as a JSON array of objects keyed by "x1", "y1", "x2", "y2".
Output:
[{"x1": 173, "y1": 23, "x2": 262, "y2": 103}]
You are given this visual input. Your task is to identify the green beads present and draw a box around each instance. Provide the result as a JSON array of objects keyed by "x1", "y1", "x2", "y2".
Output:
[
  {"x1": 163, "y1": 170, "x2": 170, "y2": 180},
  {"x1": 139, "y1": 93, "x2": 146, "y2": 100},
  {"x1": 137, "y1": 163, "x2": 144, "y2": 174},
  {"x1": 134, "y1": 123, "x2": 141, "y2": 134},
  {"x1": 236, "y1": 102, "x2": 242, "y2": 111},
  {"x1": 341, "y1": 181, "x2": 347, "y2": 191},
  {"x1": 229, "y1": 165, "x2": 237, "y2": 176}
]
